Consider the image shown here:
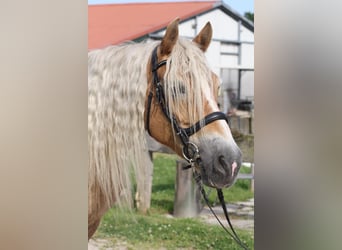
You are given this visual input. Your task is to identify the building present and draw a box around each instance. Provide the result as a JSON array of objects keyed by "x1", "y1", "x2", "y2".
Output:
[{"x1": 89, "y1": 1, "x2": 254, "y2": 114}]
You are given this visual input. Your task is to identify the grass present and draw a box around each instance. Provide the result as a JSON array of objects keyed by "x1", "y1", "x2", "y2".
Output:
[
  {"x1": 150, "y1": 153, "x2": 178, "y2": 214},
  {"x1": 97, "y1": 210, "x2": 253, "y2": 250},
  {"x1": 94, "y1": 153, "x2": 254, "y2": 249}
]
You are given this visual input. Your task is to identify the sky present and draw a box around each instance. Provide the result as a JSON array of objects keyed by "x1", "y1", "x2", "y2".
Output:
[{"x1": 88, "y1": 0, "x2": 254, "y2": 16}]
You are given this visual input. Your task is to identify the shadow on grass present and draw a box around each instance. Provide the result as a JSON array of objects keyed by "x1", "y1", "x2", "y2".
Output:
[{"x1": 150, "y1": 198, "x2": 174, "y2": 213}]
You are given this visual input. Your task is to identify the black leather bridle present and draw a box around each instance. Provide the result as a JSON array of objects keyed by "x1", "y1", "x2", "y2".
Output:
[
  {"x1": 145, "y1": 45, "x2": 228, "y2": 163},
  {"x1": 145, "y1": 45, "x2": 249, "y2": 250}
]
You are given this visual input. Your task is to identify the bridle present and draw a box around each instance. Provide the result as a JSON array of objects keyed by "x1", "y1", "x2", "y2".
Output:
[
  {"x1": 145, "y1": 45, "x2": 228, "y2": 163},
  {"x1": 145, "y1": 45, "x2": 249, "y2": 250}
]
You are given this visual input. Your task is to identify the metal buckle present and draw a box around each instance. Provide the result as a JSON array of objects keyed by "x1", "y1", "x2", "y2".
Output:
[{"x1": 182, "y1": 142, "x2": 200, "y2": 164}]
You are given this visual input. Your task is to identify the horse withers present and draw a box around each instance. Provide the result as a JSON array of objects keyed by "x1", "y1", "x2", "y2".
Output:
[{"x1": 88, "y1": 18, "x2": 242, "y2": 239}]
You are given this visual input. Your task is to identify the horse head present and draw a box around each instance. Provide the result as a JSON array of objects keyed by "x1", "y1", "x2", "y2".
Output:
[{"x1": 145, "y1": 19, "x2": 242, "y2": 189}]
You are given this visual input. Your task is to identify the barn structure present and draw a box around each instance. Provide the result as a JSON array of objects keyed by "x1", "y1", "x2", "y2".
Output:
[{"x1": 89, "y1": 1, "x2": 254, "y2": 120}]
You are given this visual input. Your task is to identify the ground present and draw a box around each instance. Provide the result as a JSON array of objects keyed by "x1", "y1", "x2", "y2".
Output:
[{"x1": 88, "y1": 198, "x2": 254, "y2": 250}]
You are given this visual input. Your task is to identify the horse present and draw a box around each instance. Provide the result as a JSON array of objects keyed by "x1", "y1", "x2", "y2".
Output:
[{"x1": 88, "y1": 18, "x2": 242, "y2": 239}]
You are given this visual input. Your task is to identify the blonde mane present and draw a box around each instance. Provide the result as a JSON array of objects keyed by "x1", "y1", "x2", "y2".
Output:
[
  {"x1": 88, "y1": 38, "x2": 215, "y2": 211},
  {"x1": 88, "y1": 41, "x2": 158, "y2": 209}
]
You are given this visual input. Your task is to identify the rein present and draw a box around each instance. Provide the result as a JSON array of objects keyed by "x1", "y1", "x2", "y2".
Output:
[
  {"x1": 146, "y1": 45, "x2": 249, "y2": 249},
  {"x1": 193, "y1": 169, "x2": 249, "y2": 250}
]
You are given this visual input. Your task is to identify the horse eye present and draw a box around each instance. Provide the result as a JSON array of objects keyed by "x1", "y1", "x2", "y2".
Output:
[{"x1": 172, "y1": 85, "x2": 186, "y2": 96}]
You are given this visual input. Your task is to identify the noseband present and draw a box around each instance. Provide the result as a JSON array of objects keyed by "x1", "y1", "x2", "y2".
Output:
[{"x1": 145, "y1": 46, "x2": 228, "y2": 164}]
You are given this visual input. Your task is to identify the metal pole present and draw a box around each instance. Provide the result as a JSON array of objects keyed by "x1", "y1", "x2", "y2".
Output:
[
  {"x1": 238, "y1": 69, "x2": 241, "y2": 100},
  {"x1": 237, "y1": 20, "x2": 241, "y2": 65}
]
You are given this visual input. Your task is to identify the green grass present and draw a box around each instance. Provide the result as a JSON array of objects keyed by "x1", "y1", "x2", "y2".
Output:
[
  {"x1": 97, "y1": 209, "x2": 253, "y2": 250},
  {"x1": 94, "y1": 153, "x2": 254, "y2": 249},
  {"x1": 150, "y1": 153, "x2": 178, "y2": 214}
]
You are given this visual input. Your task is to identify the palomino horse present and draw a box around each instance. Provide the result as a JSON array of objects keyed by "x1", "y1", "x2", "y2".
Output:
[{"x1": 88, "y1": 19, "x2": 242, "y2": 239}]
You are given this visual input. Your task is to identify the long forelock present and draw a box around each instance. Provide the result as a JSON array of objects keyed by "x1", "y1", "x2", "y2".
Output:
[{"x1": 164, "y1": 38, "x2": 214, "y2": 136}]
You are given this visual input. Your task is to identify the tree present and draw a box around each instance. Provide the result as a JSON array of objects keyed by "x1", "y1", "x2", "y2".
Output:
[{"x1": 244, "y1": 12, "x2": 254, "y2": 23}]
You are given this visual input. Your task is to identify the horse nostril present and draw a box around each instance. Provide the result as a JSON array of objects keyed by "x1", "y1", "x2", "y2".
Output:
[
  {"x1": 218, "y1": 155, "x2": 231, "y2": 176},
  {"x1": 218, "y1": 155, "x2": 226, "y2": 166}
]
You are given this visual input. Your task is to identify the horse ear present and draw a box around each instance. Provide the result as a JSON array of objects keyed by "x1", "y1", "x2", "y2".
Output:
[
  {"x1": 193, "y1": 22, "x2": 212, "y2": 52},
  {"x1": 160, "y1": 18, "x2": 180, "y2": 56}
]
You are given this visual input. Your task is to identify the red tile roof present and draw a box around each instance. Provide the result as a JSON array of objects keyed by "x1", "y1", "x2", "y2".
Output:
[{"x1": 88, "y1": 1, "x2": 218, "y2": 49}]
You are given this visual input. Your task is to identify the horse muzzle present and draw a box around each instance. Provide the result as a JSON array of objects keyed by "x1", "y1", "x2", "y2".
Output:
[{"x1": 194, "y1": 136, "x2": 242, "y2": 189}]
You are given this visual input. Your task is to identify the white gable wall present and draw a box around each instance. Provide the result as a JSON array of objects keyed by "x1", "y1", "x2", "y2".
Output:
[
  {"x1": 196, "y1": 9, "x2": 239, "y2": 41},
  {"x1": 178, "y1": 18, "x2": 196, "y2": 37},
  {"x1": 240, "y1": 25, "x2": 254, "y2": 41}
]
